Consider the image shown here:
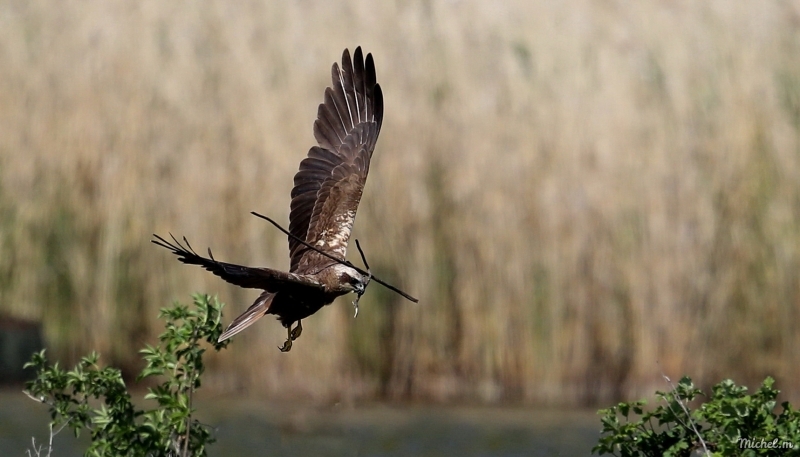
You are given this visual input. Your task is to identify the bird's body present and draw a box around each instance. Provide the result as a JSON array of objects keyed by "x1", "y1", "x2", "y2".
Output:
[
  {"x1": 153, "y1": 47, "x2": 388, "y2": 351},
  {"x1": 245, "y1": 262, "x2": 366, "y2": 331}
]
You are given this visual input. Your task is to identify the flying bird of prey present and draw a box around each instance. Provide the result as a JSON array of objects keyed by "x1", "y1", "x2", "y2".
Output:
[{"x1": 153, "y1": 47, "x2": 416, "y2": 352}]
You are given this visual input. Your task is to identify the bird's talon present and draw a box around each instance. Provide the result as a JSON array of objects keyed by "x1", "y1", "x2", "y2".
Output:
[{"x1": 279, "y1": 339, "x2": 292, "y2": 352}]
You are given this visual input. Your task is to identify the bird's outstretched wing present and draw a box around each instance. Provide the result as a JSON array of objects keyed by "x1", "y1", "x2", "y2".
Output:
[
  {"x1": 152, "y1": 234, "x2": 324, "y2": 292},
  {"x1": 288, "y1": 47, "x2": 383, "y2": 273}
]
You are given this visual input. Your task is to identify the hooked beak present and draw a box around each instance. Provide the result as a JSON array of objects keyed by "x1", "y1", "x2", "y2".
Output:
[
  {"x1": 351, "y1": 280, "x2": 369, "y2": 318},
  {"x1": 355, "y1": 282, "x2": 366, "y2": 296}
]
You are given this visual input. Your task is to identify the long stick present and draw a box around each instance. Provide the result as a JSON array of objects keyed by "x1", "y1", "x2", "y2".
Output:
[{"x1": 250, "y1": 211, "x2": 418, "y2": 303}]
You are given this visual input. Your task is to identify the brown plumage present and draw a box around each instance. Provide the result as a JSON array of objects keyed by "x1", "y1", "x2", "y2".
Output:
[{"x1": 153, "y1": 47, "x2": 383, "y2": 352}]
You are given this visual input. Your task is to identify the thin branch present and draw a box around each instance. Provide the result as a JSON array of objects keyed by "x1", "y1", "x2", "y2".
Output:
[
  {"x1": 250, "y1": 211, "x2": 419, "y2": 303},
  {"x1": 23, "y1": 390, "x2": 46, "y2": 404},
  {"x1": 26, "y1": 436, "x2": 39, "y2": 457},
  {"x1": 26, "y1": 421, "x2": 64, "y2": 457},
  {"x1": 659, "y1": 367, "x2": 710, "y2": 456},
  {"x1": 46, "y1": 422, "x2": 59, "y2": 457},
  {"x1": 355, "y1": 239, "x2": 370, "y2": 271},
  {"x1": 181, "y1": 328, "x2": 198, "y2": 457}
]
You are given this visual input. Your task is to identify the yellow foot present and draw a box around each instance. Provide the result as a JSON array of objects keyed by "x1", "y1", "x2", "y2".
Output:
[
  {"x1": 290, "y1": 321, "x2": 303, "y2": 341},
  {"x1": 279, "y1": 338, "x2": 292, "y2": 352}
]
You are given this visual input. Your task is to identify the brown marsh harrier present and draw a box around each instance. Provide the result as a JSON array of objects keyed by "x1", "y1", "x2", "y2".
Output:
[{"x1": 154, "y1": 47, "x2": 416, "y2": 352}]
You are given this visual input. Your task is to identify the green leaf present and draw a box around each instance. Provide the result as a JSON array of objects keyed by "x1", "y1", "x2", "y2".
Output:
[
  {"x1": 595, "y1": 376, "x2": 800, "y2": 456},
  {"x1": 23, "y1": 294, "x2": 228, "y2": 456}
]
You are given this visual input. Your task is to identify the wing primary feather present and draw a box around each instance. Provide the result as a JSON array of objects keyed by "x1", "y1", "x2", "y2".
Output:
[
  {"x1": 323, "y1": 88, "x2": 347, "y2": 141},
  {"x1": 365, "y1": 53, "x2": 377, "y2": 121},
  {"x1": 314, "y1": 112, "x2": 339, "y2": 149},
  {"x1": 339, "y1": 49, "x2": 356, "y2": 129},
  {"x1": 181, "y1": 236, "x2": 196, "y2": 254},
  {"x1": 374, "y1": 84, "x2": 384, "y2": 131},
  {"x1": 353, "y1": 47, "x2": 366, "y2": 123},
  {"x1": 330, "y1": 64, "x2": 350, "y2": 133},
  {"x1": 338, "y1": 71, "x2": 353, "y2": 129}
]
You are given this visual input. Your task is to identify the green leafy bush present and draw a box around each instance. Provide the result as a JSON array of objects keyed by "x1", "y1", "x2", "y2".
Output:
[
  {"x1": 24, "y1": 294, "x2": 229, "y2": 457},
  {"x1": 594, "y1": 376, "x2": 800, "y2": 456}
]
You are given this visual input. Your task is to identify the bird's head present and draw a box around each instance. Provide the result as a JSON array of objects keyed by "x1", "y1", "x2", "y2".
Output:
[
  {"x1": 334, "y1": 262, "x2": 372, "y2": 319},
  {"x1": 336, "y1": 264, "x2": 369, "y2": 295}
]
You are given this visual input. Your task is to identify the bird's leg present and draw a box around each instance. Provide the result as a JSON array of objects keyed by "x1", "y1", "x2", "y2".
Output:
[
  {"x1": 290, "y1": 320, "x2": 303, "y2": 340},
  {"x1": 279, "y1": 325, "x2": 293, "y2": 352}
]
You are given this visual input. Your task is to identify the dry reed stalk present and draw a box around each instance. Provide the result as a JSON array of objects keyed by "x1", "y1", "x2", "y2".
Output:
[{"x1": 0, "y1": 0, "x2": 799, "y2": 404}]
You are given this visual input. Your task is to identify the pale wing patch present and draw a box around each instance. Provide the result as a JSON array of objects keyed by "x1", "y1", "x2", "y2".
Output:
[
  {"x1": 305, "y1": 174, "x2": 363, "y2": 262},
  {"x1": 313, "y1": 207, "x2": 357, "y2": 255}
]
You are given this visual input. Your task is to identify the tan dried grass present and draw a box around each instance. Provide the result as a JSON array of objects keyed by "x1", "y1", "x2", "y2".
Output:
[{"x1": 1, "y1": 0, "x2": 799, "y2": 404}]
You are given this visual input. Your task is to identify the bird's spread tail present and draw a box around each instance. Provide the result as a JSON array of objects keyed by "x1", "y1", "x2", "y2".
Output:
[{"x1": 218, "y1": 292, "x2": 275, "y2": 342}]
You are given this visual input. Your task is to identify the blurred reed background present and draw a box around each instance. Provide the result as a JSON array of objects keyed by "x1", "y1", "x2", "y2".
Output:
[{"x1": 1, "y1": 0, "x2": 799, "y2": 406}]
